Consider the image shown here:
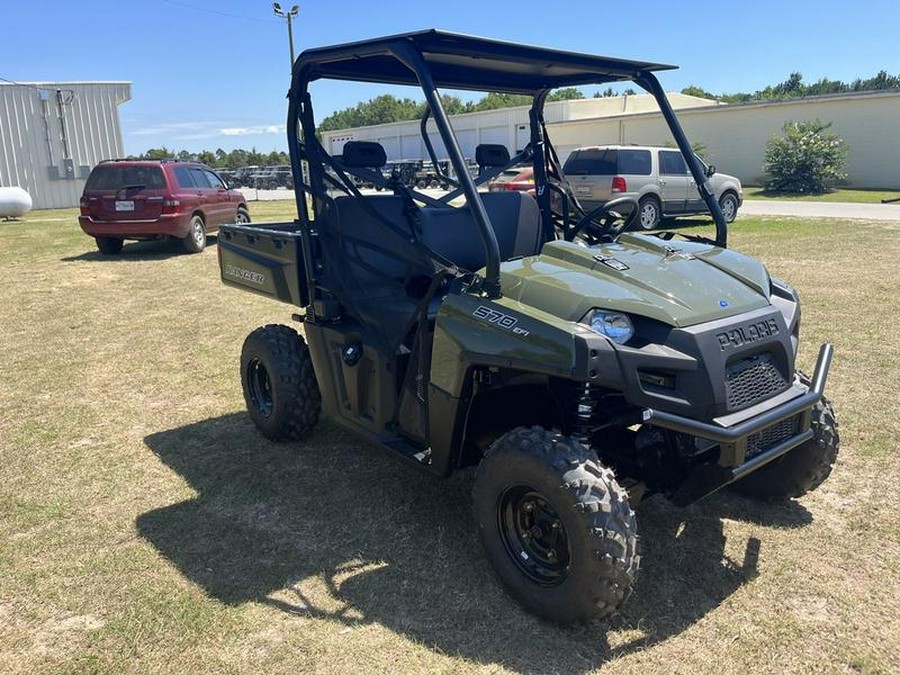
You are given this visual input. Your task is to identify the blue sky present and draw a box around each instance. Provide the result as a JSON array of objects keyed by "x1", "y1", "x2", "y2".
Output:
[{"x1": 2, "y1": 0, "x2": 898, "y2": 155}]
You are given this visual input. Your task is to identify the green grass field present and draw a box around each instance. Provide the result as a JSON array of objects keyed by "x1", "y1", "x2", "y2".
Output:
[{"x1": 1, "y1": 205, "x2": 899, "y2": 674}]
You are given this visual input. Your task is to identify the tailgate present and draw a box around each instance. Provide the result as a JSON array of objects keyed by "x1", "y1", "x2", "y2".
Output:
[
  {"x1": 218, "y1": 222, "x2": 309, "y2": 306},
  {"x1": 87, "y1": 188, "x2": 165, "y2": 221}
]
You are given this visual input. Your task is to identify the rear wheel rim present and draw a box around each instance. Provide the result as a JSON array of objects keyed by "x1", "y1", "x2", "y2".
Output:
[
  {"x1": 498, "y1": 486, "x2": 570, "y2": 586},
  {"x1": 192, "y1": 219, "x2": 204, "y2": 246},
  {"x1": 640, "y1": 201, "x2": 658, "y2": 229},
  {"x1": 247, "y1": 358, "x2": 274, "y2": 417}
]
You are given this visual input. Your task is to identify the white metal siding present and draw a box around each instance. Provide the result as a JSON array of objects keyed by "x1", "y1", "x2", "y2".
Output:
[
  {"x1": 328, "y1": 134, "x2": 354, "y2": 156},
  {"x1": 0, "y1": 81, "x2": 131, "y2": 209},
  {"x1": 549, "y1": 91, "x2": 900, "y2": 189},
  {"x1": 320, "y1": 91, "x2": 900, "y2": 189}
]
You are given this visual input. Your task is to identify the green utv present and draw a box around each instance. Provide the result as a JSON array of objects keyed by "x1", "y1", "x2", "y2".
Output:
[{"x1": 217, "y1": 31, "x2": 839, "y2": 624}]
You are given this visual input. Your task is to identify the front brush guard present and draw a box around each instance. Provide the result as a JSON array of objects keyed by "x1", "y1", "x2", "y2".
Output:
[{"x1": 642, "y1": 344, "x2": 833, "y2": 505}]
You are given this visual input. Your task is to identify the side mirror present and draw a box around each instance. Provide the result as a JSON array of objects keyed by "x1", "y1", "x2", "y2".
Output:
[{"x1": 706, "y1": 164, "x2": 717, "y2": 177}]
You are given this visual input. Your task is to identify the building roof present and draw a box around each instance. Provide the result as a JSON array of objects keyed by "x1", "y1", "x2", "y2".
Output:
[
  {"x1": 298, "y1": 29, "x2": 675, "y2": 94},
  {"x1": 0, "y1": 80, "x2": 131, "y2": 86}
]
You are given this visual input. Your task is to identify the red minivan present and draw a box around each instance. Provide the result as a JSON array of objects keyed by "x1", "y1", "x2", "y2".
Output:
[{"x1": 78, "y1": 160, "x2": 250, "y2": 254}]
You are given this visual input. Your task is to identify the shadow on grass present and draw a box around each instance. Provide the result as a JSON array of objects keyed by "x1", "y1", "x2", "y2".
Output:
[
  {"x1": 138, "y1": 414, "x2": 810, "y2": 673},
  {"x1": 60, "y1": 236, "x2": 218, "y2": 262},
  {"x1": 657, "y1": 216, "x2": 718, "y2": 231}
]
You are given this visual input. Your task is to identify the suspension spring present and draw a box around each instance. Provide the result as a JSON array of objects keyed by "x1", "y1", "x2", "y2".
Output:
[{"x1": 573, "y1": 382, "x2": 596, "y2": 447}]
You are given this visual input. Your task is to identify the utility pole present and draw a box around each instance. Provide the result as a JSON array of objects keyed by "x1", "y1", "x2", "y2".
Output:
[{"x1": 272, "y1": 3, "x2": 299, "y2": 70}]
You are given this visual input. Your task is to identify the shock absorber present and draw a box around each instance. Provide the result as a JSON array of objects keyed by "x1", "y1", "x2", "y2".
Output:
[{"x1": 574, "y1": 382, "x2": 596, "y2": 447}]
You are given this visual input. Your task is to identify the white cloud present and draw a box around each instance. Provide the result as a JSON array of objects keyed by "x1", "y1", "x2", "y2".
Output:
[
  {"x1": 220, "y1": 125, "x2": 284, "y2": 136},
  {"x1": 129, "y1": 121, "x2": 284, "y2": 141},
  {"x1": 131, "y1": 121, "x2": 220, "y2": 137}
]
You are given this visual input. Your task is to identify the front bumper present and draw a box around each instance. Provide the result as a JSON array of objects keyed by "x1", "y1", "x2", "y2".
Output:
[{"x1": 643, "y1": 343, "x2": 832, "y2": 505}]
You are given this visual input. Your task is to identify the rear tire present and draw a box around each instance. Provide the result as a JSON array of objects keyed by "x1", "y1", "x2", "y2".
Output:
[
  {"x1": 183, "y1": 215, "x2": 206, "y2": 253},
  {"x1": 240, "y1": 324, "x2": 321, "y2": 441},
  {"x1": 637, "y1": 196, "x2": 661, "y2": 230},
  {"x1": 473, "y1": 426, "x2": 639, "y2": 624},
  {"x1": 95, "y1": 237, "x2": 123, "y2": 255},
  {"x1": 730, "y1": 373, "x2": 839, "y2": 500}
]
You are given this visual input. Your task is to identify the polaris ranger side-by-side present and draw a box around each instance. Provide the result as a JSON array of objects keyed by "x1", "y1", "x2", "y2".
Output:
[{"x1": 216, "y1": 31, "x2": 838, "y2": 624}]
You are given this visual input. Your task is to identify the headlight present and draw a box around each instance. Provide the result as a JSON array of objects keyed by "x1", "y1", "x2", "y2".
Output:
[{"x1": 585, "y1": 309, "x2": 634, "y2": 345}]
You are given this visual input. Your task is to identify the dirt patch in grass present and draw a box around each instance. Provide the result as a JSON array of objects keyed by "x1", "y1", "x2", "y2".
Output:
[{"x1": 1, "y1": 208, "x2": 898, "y2": 673}]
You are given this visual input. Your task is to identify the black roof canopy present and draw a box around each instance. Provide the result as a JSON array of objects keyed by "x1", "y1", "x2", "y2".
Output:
[{"x1": 296, "y1": 29, "x2": 675, "y2": 94}]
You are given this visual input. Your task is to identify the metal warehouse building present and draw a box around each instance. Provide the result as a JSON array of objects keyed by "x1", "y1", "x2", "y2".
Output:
[
  {"x1": 322, "y1": 93, "x2": 717, "y2": 163},
  {"x1": 0, "y1": 81, "x2": 131, "y2": 209},
  {"x1": 322, "y1": 90, "x2": 900, "y2": 189}
]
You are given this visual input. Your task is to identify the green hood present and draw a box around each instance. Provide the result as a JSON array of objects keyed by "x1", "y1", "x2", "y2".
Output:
[{"x1": 499, "y1": 234, "x2": 771, "y2": 327}]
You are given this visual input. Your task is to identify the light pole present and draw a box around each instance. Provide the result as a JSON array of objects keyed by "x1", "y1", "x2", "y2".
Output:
[{"x1": 272, "y1": 3, "x2": 299, "y2": 70}]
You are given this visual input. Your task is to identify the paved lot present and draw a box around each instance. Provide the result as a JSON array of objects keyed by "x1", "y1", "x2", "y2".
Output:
[
  {"x1": 239, "y1": 188, "x2": 900, "y2": 221},
  {"x1": 740, "y1": 199, "x2": 900, "y2": 221},
  {"x1": 237, "y1": 187, "x2": 295, "y2": 201}
]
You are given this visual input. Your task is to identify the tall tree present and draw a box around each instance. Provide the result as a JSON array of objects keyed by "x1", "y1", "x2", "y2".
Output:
[{"x1": 197, "y1": 150, "x2": 216, "y2": 166}]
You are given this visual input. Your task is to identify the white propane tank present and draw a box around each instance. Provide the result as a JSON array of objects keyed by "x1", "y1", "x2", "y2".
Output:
[{"x1": 0, "y1": 187, "x2": 33, "y2": 218}]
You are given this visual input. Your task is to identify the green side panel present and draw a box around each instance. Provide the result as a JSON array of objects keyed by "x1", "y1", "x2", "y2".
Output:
[
  {"x1": 500, "y1": 236, "x2": 771, "y2": 328},
  {"x1": 431, "y1": 294, "x2": 581, "y2": 396}
]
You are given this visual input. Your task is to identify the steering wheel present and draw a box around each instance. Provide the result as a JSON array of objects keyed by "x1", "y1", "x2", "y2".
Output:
[{"x1": 568, "y1": 196, "x2": 639, "y2": 243}]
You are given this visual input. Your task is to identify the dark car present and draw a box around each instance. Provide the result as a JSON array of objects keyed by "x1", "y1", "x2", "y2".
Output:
[{"x1": 78, "y1": 159, "x2": 250, "y2": 254}]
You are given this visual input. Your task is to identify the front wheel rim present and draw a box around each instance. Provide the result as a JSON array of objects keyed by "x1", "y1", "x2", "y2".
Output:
[
  {"x1": 247, "y1": 358, "x2": 274, "y2": 417},
  {"x1": 498, "y1": 486, "x2": 571, "y2": 586},
  {"x1": 721, "y1": 198, "x2": 735, "y2": 221}
]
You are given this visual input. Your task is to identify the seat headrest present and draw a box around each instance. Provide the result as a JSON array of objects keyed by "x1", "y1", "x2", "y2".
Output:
[
  {"x1": 342, "y1": 141, "x2": 387, "y2": 168},
  {"x1": 475, "y1": 144, "x2": 510, "y2": 168}
]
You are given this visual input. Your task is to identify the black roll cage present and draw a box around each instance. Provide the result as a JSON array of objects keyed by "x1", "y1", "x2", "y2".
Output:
[{"x1": 286, "y1": 30, "x2": 728, "y2": 301}]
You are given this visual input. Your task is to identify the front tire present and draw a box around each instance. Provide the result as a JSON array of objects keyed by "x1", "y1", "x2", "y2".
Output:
[
  {"x1": 473, "y1": 426, "x2": 639, "y2": 624},
  {"x1": 240, "y1": 324, "x2": 321, "y2": 441},
  {"x1": 719, "y1": 192, "x2": 739, "y2": 223},
  {"x1": 235, "y1": 206, "x2": 251, "y2": 224},
  {"x1": 730, "y1": 373, "x2": 839, "y2": 500},
  {"x1": 183, "y1": 215, "x2": 206, "y2": 253},
  {"x1": 637, "y1": 196, "x2": 661, "y2": 230}
]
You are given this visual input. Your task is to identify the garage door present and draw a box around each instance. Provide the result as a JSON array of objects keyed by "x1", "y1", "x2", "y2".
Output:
[
  {"x1": 479, "y1": 125, "x2": 510, "y2": 151},
  {"x1": 426, "y1": 132, "x2": 449, "y2": 160},
  {"x1": 400, "y1": 134, "x2": 423, "y2": 160},
  {"x1": 516, "y1": 124, "x2": 530, "y2": 153},
  {"x1": 377, "y1": 137, "x2": 400, "y2": 161},
  {"x1": 456, "y1": 129, "x2": 477, "y2": 160}
]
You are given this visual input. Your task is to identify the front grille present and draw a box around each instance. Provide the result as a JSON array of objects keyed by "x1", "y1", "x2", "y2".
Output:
[
  {"x1": 746, "y1": 416, "x2": 797, "y2": 459},
  {"x1": 725, "y1": 353, "x2": 789, "y2": 411}
]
